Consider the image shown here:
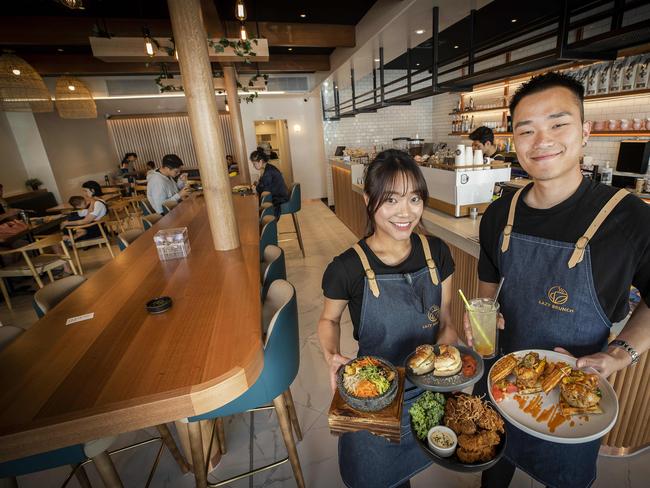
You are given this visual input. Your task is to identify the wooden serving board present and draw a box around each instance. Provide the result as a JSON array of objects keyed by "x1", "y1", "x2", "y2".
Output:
[{"x1": 328, "y1": 367, "x2": 405, "y2": 443}]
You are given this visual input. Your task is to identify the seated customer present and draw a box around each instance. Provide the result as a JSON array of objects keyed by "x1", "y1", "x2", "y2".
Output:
[
  {"x1": 147, "y1": 154, "x2": 191, "y2": 214},
  {"x1": 146, "y1": 161, "x2": 156, "y2": 179},
  {"x1": 62, "y1": 186, "x2": 107, "y2": 241},
  {"x1": 250, "y1": 147, "x2": 289, "y2": 217}
]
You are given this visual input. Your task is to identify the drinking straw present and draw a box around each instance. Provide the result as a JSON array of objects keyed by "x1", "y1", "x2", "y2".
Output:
[
  {"x1": 458, "y1": 289, "x2": 493, "y2": 349},
  {"x1": 493, "y1": 276, "x2": 505, "y2": 305}
]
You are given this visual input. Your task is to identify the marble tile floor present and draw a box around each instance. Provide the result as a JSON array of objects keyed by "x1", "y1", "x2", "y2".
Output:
[{"x1": 1, "y1": 201, "x2": 648, "y2": 487}]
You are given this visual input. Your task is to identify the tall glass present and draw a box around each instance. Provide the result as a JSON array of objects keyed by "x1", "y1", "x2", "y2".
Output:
[{"x1": 468, "y1": 298, "x2": 499, "y2": 359}]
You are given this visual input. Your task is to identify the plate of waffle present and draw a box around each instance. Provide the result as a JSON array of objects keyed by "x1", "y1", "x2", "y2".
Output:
[{"x1": 487, "y1": 349, "x2": 619, "y2": 443}]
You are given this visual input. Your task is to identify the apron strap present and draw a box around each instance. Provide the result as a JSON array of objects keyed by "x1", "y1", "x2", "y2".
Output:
[
  {"x1": 417, "y1": 233, "x2": 440, "y2": 286},
  {"x1": 567, "y1": 188, "x2": 629, "y2": 268},
  {"x1": 501, "y1": 186, "x2": 525, "y2": 253},
  {"x1": 352, "y1": 243, "x2": 380, "y2": 298}
]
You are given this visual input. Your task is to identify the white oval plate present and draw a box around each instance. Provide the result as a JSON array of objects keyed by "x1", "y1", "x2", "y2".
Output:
[{"x1": 487, "y1": 349, "x2": 619, "y2": 444}]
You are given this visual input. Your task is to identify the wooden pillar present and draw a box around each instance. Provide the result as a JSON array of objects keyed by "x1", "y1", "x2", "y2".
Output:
[
  {"x1": 168, "y1": 0, "x2": 240, "y2": 250},
  {"x1": 223, "y1": 64, "x2": 251, "y2": 184}
]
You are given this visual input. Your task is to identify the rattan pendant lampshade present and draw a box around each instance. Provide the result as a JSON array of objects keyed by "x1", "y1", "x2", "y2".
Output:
[
  {"x1": 0, "y1": 54, "x2": 53, "y2": 112},
  {"x1": 55, "y1": 76, "x2": 97, "y2": 119}
]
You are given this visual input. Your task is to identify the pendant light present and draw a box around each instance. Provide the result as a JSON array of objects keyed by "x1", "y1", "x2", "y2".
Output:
[
  {"x1": 58, "y1": 0, "x2": 85, "y2": 9},
  {"x1": 235, "y1": 0, "x2": 246, "y2": 21},
  {"x1": 0, "y1": 53, "x2": 53, "y2": 112},
  {"x1": 225, "y1": 100, "x2": 229, "y2": 112},
  {"x1": 55, "y1": 76, "x2": 97, "y2": 119},
  {"x1": 240, "y1": 25, "x2": 247, "y2": 40},
  {"x1": 143, "y1": 28, "x2": 155, "y2": 57}
]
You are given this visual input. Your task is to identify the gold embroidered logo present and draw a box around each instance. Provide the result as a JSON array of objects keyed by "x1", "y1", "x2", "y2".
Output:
[
  {"x1": 547, "y1": 286, "x2": 569, "y2": 306},
  {"x1": 427, "y1": 305, "x2": 440, "y2": 325},
  {"x1": 538, "y1": 285, "x2": 574, "y2": 313}
]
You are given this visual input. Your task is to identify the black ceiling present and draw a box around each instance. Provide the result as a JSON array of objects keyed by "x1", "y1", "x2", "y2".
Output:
[
  {"x1": 4, "y1": 0, "x2": 377, "y2": 24},
  {"x1": 384, "y1": 0, "x2": 601, "y2": 71}
]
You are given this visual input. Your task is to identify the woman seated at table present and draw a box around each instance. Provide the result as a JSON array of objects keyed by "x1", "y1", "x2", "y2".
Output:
[
  {"x1": 317, "y1": 149, "x2": 459, "y2": 488},
  {"x1": 61, "y1": 181, "x2": 107, "y2": 241},
  {"x1": 250, "y1": 147, "x2": 289, "y2": 218}
]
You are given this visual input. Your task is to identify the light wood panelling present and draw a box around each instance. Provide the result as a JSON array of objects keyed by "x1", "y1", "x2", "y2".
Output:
[
  {"x1": 447, "y1": 244, "x2": 480, "y2": 342},
  {"x1": 331, "y1": 162, "x2": 367, "y2": 239},
  {"x1": 107, "y1": 113, "x2": 236, "y2": 171}
]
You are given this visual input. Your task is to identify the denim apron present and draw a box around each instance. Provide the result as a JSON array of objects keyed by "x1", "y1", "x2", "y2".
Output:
[
  {"x1": 481, "y1": 185, "x2": 629, "y2": 488},
  {"x1": 339, "y1": 235, "x2": 442, "y2": 488}
]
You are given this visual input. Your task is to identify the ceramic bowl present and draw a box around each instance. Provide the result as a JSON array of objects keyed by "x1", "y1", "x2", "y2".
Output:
[
  {"x1": 633, "y1": 119, "x2": 643, "y2": 130},
  {"x1": 592, "y1": 120, "x2": 605, "y2": 131},
  {"x1": 427, "y1": 426, "x2": 458, "y2": 458},
  {"x1": 608, "y1": 120, "x2": 620, "y2": 130},
  {"x1": 336, "y1": 356, "x2": 399, "y2": 412},
  {"x1": 619, "y1": 119, "x2": 631, "y2": 131}
]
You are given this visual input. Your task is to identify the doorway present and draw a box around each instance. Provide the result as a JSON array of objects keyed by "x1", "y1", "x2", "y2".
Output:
[{"x1": 254, "y1": 120, "x2": 294, "y2": 187}]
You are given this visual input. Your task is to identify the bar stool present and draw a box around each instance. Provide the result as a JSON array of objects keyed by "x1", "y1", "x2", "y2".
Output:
[
  {"x1": 0, "y1": 325, "x2": 24, "y2": 351},
  {"x1": 261, "y1": 245, "x2": 286, "y2": 301},
  {"x1": 0, "y1": 437, "x2": 121, "y2": 488},
  {"x1": 259, "y1": 215, "x2": 278, "y2": 258},
  {"x1": 33, "y1": 275, "x2": 87, "y2": 318},
  {"x1": 182, "y1": 280, "x2": 304, "y2": 488},
  {"x1": 142, "y1": 214, "x2": 162, "y2": 230},
  {"x1": 279, "y1": 183, "x2": 305, "y2": 258},
  {"x1": 259, "y1": 202, "x2": 274, "y2": 222},
  {"x1": 117, "y1": 229, "x2": 144, "y2": 251}
]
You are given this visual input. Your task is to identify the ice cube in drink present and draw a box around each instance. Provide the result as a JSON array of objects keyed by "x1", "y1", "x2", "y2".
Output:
[{"x1": 468, "y1": 298, "x2": 499, "y2": 358}]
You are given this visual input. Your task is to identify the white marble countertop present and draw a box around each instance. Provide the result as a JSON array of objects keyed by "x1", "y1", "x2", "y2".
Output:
[{"x1": 351, "y1": 183, "x2": 482, "y2": 258}]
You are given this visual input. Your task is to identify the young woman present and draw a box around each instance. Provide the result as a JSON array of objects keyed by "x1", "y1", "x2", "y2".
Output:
[
  {"x1": 318, "y1": 150, "x2": 458, "y2": 488},
  {"x1": 61, "y1": 181, "x2": 108, "y2": 241},
  {"x1": 249, "y1": 147, "x2": 289, "y2": 217}
]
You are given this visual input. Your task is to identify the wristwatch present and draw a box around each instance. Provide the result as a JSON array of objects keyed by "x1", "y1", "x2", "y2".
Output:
[{"x1": 608, "y1": 339, "x2": 640, "y2": 365}]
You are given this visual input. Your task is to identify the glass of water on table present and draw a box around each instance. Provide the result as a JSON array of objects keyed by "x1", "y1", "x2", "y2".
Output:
[{"x1": 467, "y1": 298, "x2": 499, "y2": 359}]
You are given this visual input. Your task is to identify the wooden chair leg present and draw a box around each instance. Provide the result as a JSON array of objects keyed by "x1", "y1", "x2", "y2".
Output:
[
  {"x1": 99, "y1": 225, "x2": 115, "y2": 259},
  {"x1": 90, "y1": 450, "x2": 123, "y2": 488},
  {"x1": 283, "y1": 389, "x2": 303, "y2": 441},
  {"x1": 291, "y1": 213, "x2": 305, "y2": 258},
  {"x1": 187, "y1": 421, "x2": 208, "y2": 488},
  {"x1": 71, "y1": 463, "x2": 92, "y2": 488},
  {"x1": 0, "y1": 278, "x2": 12, "y2": 311},
  {"x1": 273, "y1": 394, "x2": 305, "y2": 488},
  {"x1": 156, "y1": 424, "x2": 190, "y2": 473},
  {"x1": 46, "y1": 269, "x2": 55, "y2": 283},
  {"x1": 215, "y1": 418, "x2": 226, "y2": 455}
]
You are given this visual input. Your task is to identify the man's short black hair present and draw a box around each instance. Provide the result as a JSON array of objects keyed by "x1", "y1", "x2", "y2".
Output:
[
  {"x1": 469, "y1": 126, "x2": 494, "y2": 145},
  {"x1": 146, "y1": 160, "x2": 156, "y2": 169},
  {"x1": 509, "y1": 71, "x2": 585, "y2": 121},
  {"x1": 162, "y1": 154, "x2": 184, "y2": 169}
]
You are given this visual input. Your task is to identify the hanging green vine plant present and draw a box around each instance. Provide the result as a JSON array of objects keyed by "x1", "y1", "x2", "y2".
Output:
[{"x1": 207, "y1": 38, "x2": 259, "y2": 64}]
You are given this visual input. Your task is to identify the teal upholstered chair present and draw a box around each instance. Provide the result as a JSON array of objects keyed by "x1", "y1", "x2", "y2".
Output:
[
  {"x1": 33, "y1": 275, "x2": 87, "y2": 318},
  {"x1": 0, "y1": 435, "x2": 120, "y2": 487},
  {"x1": 259, "y1": 191, "x2": 272, "y2": 205},
  {"x1": 142, "y1": 213, "x2": 162, "y2": 230},
  {"x1": 183, "y1": 280, "x2": 304, "y2": 487},
  {"x1": 259, "y1": 215, "x2": 278, "y2": 258},
  {"x1": 117, "y1": 229, "x2": 144, "y2": 251},
  {"x1": 280, "y1": 183, "x2": 305, "y2": 258},
  {"x1": 261, "y1": 245, "x2": 286, "y2": 301},
  {"x1": 259, "y1": 202, "x2": 274, "y2": 222}
]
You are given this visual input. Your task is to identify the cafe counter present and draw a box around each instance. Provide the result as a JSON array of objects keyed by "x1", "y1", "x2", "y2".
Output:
[{"x1": 329, "y1": 157, "x2": 650, "y2": 456}]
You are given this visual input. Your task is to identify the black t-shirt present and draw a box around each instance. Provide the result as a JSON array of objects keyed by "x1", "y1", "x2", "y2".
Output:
[
  {"x1": 322, "y1": 234, "x2": 455, "y2": 339},
  {"x1": 479, "y1": 178, "x2": 650, "y2": 322}
]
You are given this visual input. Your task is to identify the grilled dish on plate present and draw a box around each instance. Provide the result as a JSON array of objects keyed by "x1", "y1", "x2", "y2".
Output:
[{"x1": 559, "y1": 369, "x2": 603, "y2": 416}]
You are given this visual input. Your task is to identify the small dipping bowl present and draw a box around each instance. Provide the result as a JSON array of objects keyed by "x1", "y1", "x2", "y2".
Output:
[
  {"x1": 427, "y1": 426, "x2": 458, "y2": 458},
  {"x1": 146, "y1": 296, "x2": 172, "y2": 314}
]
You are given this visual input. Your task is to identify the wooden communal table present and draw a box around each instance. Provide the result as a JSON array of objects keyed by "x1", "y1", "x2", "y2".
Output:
[{"x1": 0, "y1": 193, "x2": 264, "y2": 463}]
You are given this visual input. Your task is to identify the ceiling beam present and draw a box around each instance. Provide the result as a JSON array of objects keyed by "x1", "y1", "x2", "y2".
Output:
[
  {"x1": 21, "y1": 54, "x2": 329, "y2": 76},
  {"x1": 0, "y1": 17, "x2": 353, "y2": 48},
  {"x1": 225, "y1": 21, "x2": 354, "y2": 47}
]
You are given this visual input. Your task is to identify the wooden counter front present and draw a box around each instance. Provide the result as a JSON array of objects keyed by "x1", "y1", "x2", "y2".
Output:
[
  {"x1": 331, "y1": 160, "x2": 368, "y2": 238},
  {"x1": 0, "y1": 194, "x2": 264, "y2": 462}
]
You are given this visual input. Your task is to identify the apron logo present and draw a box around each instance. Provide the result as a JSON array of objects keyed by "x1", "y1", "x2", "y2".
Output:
[
  {"x1": 427, "y1": 305, "x2": 440, "y2": 326},
  {"x1": 538, "y1": 285, "x2": 575, "y2": 313},
  {"x1": 548, "y1": 286, "x2": 569, "y2": 305}
]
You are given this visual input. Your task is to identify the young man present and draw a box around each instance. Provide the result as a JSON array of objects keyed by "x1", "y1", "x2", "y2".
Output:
[
  {"x1": 467, "y1": 72, "x2": 650, "y2": 487},
  {"x1": 469, "y1": 126, "x2": 504, "y2": 159},
  {"x1": 146, "y1": 154, "x2": 191, "y2": 214}
]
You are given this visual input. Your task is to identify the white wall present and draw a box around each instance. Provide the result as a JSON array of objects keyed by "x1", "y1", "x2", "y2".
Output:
[
  {"x1": 240, "y1": 95, "x2": 327, "y2": 200},
  {"x1": 0, "y1": 113, "x2": 29, "y2": 196},
  {"x1": 5, "y1": 112, "x2": 61, "y2": 203}
]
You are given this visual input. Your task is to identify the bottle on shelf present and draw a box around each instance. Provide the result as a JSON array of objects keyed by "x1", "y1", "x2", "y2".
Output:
[
  {"x1": 469, "y1": 97, "x2": 475, "y2": 111},
  {"x1": 470, "y1": 115, "x2": 475, "y2": 131},
  {"x1": 600, "y1": 161, "x2": 613, "y2": 185}
]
